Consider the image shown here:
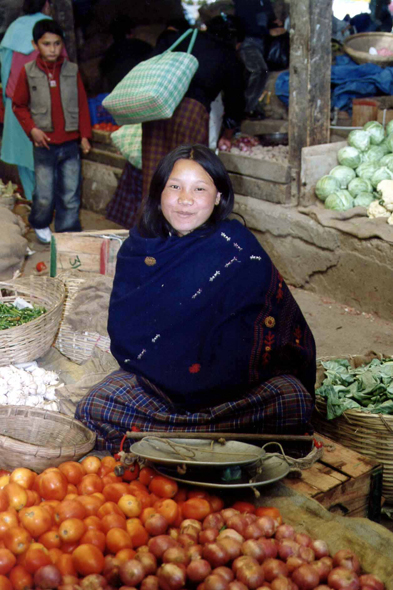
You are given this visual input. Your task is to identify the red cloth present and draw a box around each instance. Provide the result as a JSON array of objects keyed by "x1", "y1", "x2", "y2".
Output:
[{"x1": 12, "y1": 54, "x2": 91, "y2": 144}]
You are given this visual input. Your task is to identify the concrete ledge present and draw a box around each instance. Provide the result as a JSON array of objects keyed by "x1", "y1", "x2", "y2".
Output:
[
  {"x1": 233, "y1": 195, "x2": 393, "y2": 321},
  {"x1": 229, "y1": 174, "x2": 292, "y2": 205},
  {"x1": 220, "y1": 151, "x2": 290, "y2": 183}
]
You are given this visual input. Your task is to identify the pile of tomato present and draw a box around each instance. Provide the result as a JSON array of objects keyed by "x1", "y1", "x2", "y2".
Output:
[
  {"x1": 0, "y1": 457, "x2": 385, "y2": 590},
  {"x1": 92, "y1": 123, "x2": 120, "y2": 133}
]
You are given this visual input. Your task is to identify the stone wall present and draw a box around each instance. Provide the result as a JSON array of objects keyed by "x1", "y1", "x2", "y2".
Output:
[{"x1": 234, "y1": 195, "x2": 393, "y2": 321}]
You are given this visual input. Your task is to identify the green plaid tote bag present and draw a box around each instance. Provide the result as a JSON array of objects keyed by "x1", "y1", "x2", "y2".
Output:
[
  {"x1": 111, "y1": 124, "x2": 142, "y2": 169},
  {"x1": 102, "y1": 29, "x2": 199, "y2": 125}
]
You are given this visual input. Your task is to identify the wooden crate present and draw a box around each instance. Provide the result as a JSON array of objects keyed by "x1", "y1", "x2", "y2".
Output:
[
  {"x1": 282, "y1": 435, "x2": 383, "y2": 521},
  {"x1": 50, "y1": 229, "x2": 128, "y2": 277},
  {"x1": 219, "y1": 152, "x2": 295, "y2": 205}
]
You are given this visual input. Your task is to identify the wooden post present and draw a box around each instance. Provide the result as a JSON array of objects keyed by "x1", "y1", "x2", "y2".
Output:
[
  {"x1": 52, "y1": 0, "x2": 78, "y2": 63},
  {"x1": 288, "y1": 0, "x2": 332, "y2": 204}
]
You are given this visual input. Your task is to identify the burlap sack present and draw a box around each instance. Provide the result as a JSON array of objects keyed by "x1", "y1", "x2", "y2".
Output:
[{"x1": 0, "y1": 209, "x2": 27, "y2": 280}]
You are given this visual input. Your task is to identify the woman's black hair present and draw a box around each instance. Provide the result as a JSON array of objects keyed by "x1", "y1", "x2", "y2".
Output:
[
  {"x1": 138, "y1": 144, "x2": 234, "y2": 238},
  {"x1": 33, "y1": 19, "x2": 64, "y2": 44},
  {"x1": 23, "y1": 0, "x2": 47, "y2": 15}
]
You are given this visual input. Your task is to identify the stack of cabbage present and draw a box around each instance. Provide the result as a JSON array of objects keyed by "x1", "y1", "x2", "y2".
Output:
[{"x1": 315, "y1": 120, "x2": 393, "y2": 212}]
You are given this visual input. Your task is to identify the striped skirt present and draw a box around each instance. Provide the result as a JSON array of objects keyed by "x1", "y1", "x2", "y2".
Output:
[{"x1": 75, "y1": 371, "x2": 314, "y2": 454}]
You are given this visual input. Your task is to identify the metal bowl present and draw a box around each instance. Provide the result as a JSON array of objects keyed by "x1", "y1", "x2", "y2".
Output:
[{"x1": 257, "y1": 132, "x2": 288, "y2": 146}]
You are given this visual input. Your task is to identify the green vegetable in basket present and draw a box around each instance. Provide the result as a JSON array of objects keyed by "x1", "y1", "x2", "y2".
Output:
[
  {"x1": 315, "y1": 175, "x2": 340, "y2": 201},
  {"x1": 363, "y1": 120, "x2": 385, "y2": 145},
  {"x1": 337, "y1": 146, "x2": 361, "y2": 169},
  {"x1": 316, "y1": 357, "x2": 393, "y2": 419},
  {"x1": 0, "y1": 303, "x2": 46, "y2": 330},
  {"x1": 380, "y1": 153, "x2": 393, "y2": 167}
]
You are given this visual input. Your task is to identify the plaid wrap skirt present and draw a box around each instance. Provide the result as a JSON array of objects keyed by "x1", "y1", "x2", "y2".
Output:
[
  {"x1": 106, "y1": 97, "x2": 209, "y2": 228},
  {"x1": 75, "y1": 371, "x2": 314, "y2": 453}
]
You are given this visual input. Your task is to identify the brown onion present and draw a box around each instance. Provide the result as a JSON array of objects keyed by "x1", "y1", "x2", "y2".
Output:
[
  {"x1": 358, "y1": 574, "x2": 385, "y2": 590},
  {"x1": 163, "y1": 547, "x2": 190, "y2": 567},
  {"x1": 157, "y1": 563, "x2": 186, "y2": 590},
  {"x1": 333, "y1": 550, "x2": 361, "y2": 575},
  {"x1": 202, "y1": 543, "x2": 230, "y2": 567},
  {"x1": 205, "y1": 574, "x2": 229, "y2": 590},
  {"x1": 141, "y1": 575, "x2": 159, "y2": 590},
  {"x1": 148, "y1": 535, "x2": 178, "y2": 559},
  {"x1": 135, "y1": 551, "x2": 158, "y2": 575},
  {"x1": 227, "y1": 516, "x2": 248, "y2": 535},
  {"x1": 241, "y1": 540, "x2": 266, "y2": 563},
  {"x1": 255, "y1": 517, "x2": 276, "y2": 538},
  {"x1": 292, "y1": 565, "x2": 320, "y2": 590},
  {"x1": 286, "y1": 557, "x2": 306, "y2": 574},
  {"x1": 236, "y1": 563, "x2": 265, "y2": 589},
  {"x1": 275, "y1": 525, "x2": 295, "y2": 542},
  {"x1": 271, "y1": 577, "x2": 292, "y2": 590},
  {"x1": 212, "y1": 567, "x2": 235, "y2": 582},
  {"x1": 261, "y1": 559, "x2": 288, "y2": 583},
  {"x1": 257, "y1": 539, "x2": 278, "y2": 559},
  {"x1": 218, "y1": 538, "x2": 242, "y2": 560},
  {"x1": 187, "y1": 560, "x2": 212, "y2": 583},
  {"x1": 119, "y1": 560, "x2": 145, "y2": 587},
  {"x1": 218, "y1": 529, "x2": 245, "y2": 545},
  {"x1": 298, "y1": 546, "x2": 315, "y2": 563},
  {"x1": 328, "y1": 567, "x2": 360, "y2": 590},
  {"x1": 278, "y1": 540, "x2": 300, "y2": 561},
  {"x1": 221, "y1": 509, "x2": 240, "y2": 523},
  {"x1": 200, "y1": 529, "x2": 220, "y2": 544},
  {"x1": 203, "y1": 513, "x2": 225, "y2": 531},
  {"x1": 309, "y1": 540, "x2": 329, "y2": 560},
  {"x1": 312, "y1": 557, "x2": 333, "y2": 582},
  {"x1": 34, "y1": 565, "x2": 62, "y2": 589}
]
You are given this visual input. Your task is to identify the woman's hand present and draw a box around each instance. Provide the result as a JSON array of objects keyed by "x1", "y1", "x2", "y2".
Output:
[
  {"x1": 218, "y1": 137, "x2": 232, "y2": 152},
  {"x1": 81, "y1": 137, "x2": 91, "y2": 154},
  {"x1": 31, "y1": 128, "x2": 51, "y2": 149}
]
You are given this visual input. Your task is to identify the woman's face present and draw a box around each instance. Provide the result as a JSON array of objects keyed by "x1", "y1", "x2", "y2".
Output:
[{"x1": 161, "y1": 159, "x2": 221, "y2": 236}]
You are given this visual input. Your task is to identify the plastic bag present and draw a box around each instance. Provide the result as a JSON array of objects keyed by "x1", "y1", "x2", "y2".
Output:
[{"x1": 266, "y1": 32, "x2": 290, "y2": 71}]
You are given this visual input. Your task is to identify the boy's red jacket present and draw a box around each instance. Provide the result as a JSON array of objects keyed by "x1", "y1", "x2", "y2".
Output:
[{"x1": 13, "y1": 54, "x2": 92, "y2": 144}]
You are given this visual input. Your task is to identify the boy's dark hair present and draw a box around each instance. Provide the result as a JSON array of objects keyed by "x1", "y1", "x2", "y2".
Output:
[
  {"x1": 138, "y1": 144, "x2": 234, "y2": 238},
  {"x1": 33, "y1": 19, "x2": 64, "y2": 44},
  {"x1": 23, "y1": 0, "x2": 47, "y2": 15},
  {"x1": 109, "y1": 14, "x2": 137, "y2": 41}
]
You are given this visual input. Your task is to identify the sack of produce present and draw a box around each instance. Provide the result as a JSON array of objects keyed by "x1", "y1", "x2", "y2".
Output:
[{"x1": 0, "y1": 209, "x2": 27, "y2": 281}]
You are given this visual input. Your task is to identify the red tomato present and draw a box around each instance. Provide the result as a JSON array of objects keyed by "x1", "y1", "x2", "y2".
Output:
[
  {"x1": 182, "y1": 498, "x2": 211, "y2": 521},
  {"x1": 231, "y1": 502, "x2": 256, "y2": 514},
  {"x1": 254, "y1": 506, "x2": 283, "y2": 525},
  {"x1": 149, "y1": 476, "x2": 178, "y2": 499},
  {"x1": 35, "y1": 261, "x2": 47, "y2": 273}
]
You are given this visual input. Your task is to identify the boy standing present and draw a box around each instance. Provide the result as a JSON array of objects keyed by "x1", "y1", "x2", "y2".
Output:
[{"x1": 12, "y1": 19, "x2": 91, "y2": 243}]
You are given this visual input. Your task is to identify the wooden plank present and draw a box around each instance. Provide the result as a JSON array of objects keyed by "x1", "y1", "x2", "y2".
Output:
[
  {"x1": 83, "y1": 148, "x2": 126, "y2": 169},
  {"x1": 297, "y1": 462, "x2": 349, "y2": 492},
  {"x1": 229, "y1": 173, "x2": 292, "y2": 205},
  {"x1": 318, "y1": 434, "x2": 380, "y2": 478},
  {"x1": 220, "y1": 152, "x2": 290, "y2": 184},
  {"x1": 288, "y1": 0, "x2": 332, "y2": 201},
  {"x1": 52, "y1": 0, "x2": 77, "y2": 63},
  {"x1": 300, "y1": 141, "x2": 346, "y2": 206},
  {"x1": 92, "y1": 129, "x2": 114, "y2": 145},
  {"x1": 50, "y1": 230, "x2": 128, "y2": 276},
  {"x1": 241, "y1": 119, "x2": 287, "y2": 136}
]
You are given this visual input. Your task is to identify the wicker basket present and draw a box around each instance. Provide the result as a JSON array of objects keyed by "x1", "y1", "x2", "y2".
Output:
[
  {"x1": 55, "y1": 271, "x2": 111, "y2": 364},
  {"x1": 0, "y1": 277, "x2": 65, "y2": 366},
  {"x1": 0, "y1": 406, "x2": 96, "y2": 472},
  {"x1": 0, "y1": 194, "x2": 16, "y2": 211},
  {"x1": 344, "y1": 32, "x2": 393, "y2": 67},
  {"x1": 313, "y1": 353, "x2": 393, "y2": 502}
]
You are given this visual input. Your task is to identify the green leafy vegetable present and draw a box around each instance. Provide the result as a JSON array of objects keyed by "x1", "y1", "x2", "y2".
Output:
[{"x1": 0, "y1": 303, "x2": 46, "y2": 330}]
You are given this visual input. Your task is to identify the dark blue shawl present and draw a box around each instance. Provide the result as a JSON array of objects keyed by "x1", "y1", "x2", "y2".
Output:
[{"x1": 108, "y1": 219, "x2": 316, "y2": 409}]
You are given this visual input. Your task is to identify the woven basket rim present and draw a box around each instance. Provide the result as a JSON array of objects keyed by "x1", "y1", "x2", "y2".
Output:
[
  {"x1": 344, "y1": 33, "x2": 393, "y2": 65},
  {"x1": 0, "y1": 277, "x2": 64, "y2": 333},
  {"x1": 0, "y1": 406, "x2": 96, "y2": 455}
]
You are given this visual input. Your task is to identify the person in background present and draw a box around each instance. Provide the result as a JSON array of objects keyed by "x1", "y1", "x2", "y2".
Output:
[
  {"x1": 234, "y1": 0, "x2": 286, "y2": 119},
  {"x1": 0, "y1": 0, "x2": 52, "y2": 202},
  {"x1": 99, "y1": 15, "x2": 152, "y2": 93},
  {"x1": 76, "y1": 145, "x2": 316, "y2": 453},
  {"x1": 12, "y1": 19, "x2": 91, "y2": 243},
  {"x1": 106, "y1": 16, "x2": 245, "y2": 229}
]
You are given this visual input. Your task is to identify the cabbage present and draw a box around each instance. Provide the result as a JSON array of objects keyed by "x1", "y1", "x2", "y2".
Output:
[
  {"x1": 348, "y1": 129, "x2": 371, "y2": 152},
  {"x1": 385, "y1": 133, "x2": 393, "y2": 153},
  {"x1": 347, "y1": 177, "x2": 373, "y2": 197},
  {"x1": 361, "y1": 145, "x2": 387, "y2": 164},
  {"x1": 363, "y1": 121, "x2": 385, "y2": 145},
  {"x1": 353, "y1": 192, "x2": 375, "y2": 207},
  {"x1": 380, "y1": 153, "x2": 393, "y2": 167},
  {"x1": 370, "y1": 166, "x2": 393, "y2": 188},
  {"x1": 325, "y1": 190, "x2": 354, "y2": 211},
  {"x1": 329, "y1": 165, "x2": 356, "y2": 188},
  {"x1": 315, "y1": 175, "x2": 340, "y2": 201},
  {"x1": 378, "y1": 137, "x2": 391, "y2": 154},
  {"x1": 356, "y1": 162, "x2": 379, "y2": 180},
  {"x1": 337, "y1": 146, "x2": 361, "y2": 169},
  {"x1": 386, "y1": 120, "x2": 393, "y2": 136}
]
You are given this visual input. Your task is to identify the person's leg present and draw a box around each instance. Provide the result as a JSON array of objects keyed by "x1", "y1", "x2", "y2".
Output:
[
  {"x1": 238, "y1": 37, "x2": 269, "y2": 115},
  {"x1": 17, "y1": 166, "x2": 35, "y2": 201},
  {"x1": 28, "y1": 146, "x2": 56, "y2": 229},
  {"x1": 54, "y1": 141, "x2": 82, "y2": 232}
]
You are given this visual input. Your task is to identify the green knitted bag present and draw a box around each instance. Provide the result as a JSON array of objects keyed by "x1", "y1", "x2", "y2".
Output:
[
  {"x1": 111, "y1": 124, "x2": 142, "y2": 169},
  {"x1": 103, "y1": 29, "x2": 198, "y2": 125}
]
